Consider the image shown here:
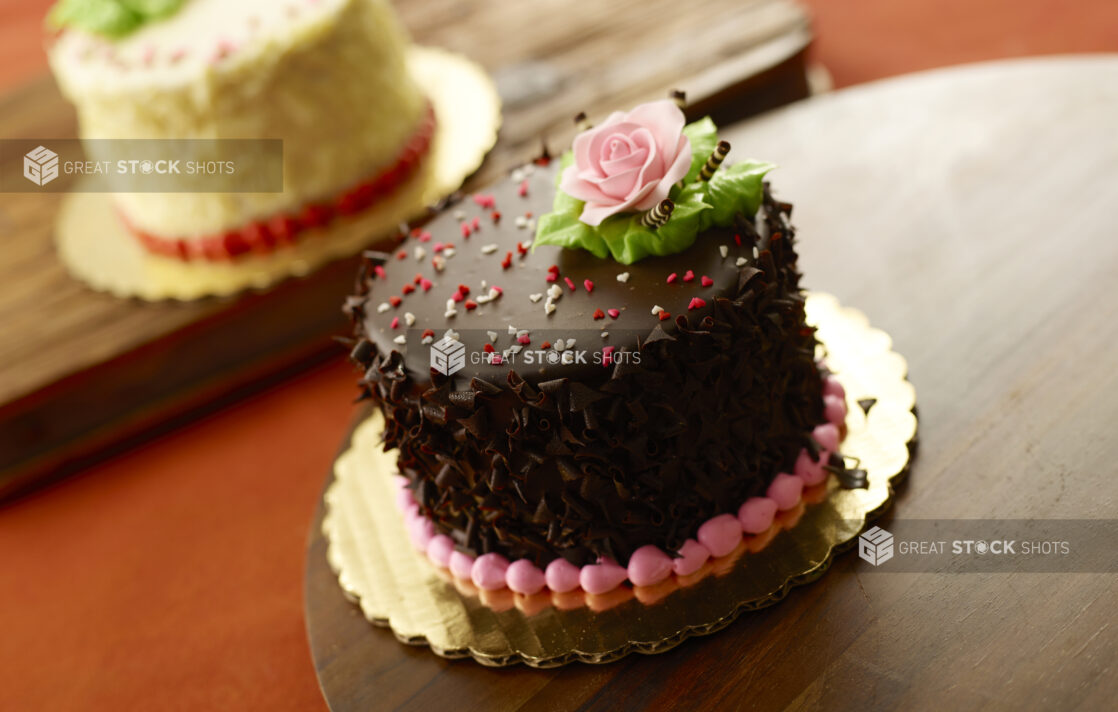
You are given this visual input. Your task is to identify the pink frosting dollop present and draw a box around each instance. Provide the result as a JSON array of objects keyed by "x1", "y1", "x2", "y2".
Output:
[
  {"x1": 823, "y1": 376, "x2": 846, "y2": 401},
  {"x1": 559, "y1": 100, "x2": 692, "y2": 226},
  {"x1": 738, "y1": 497, "x2": 778, "y2": 534},
  {"x1": 544, "y1": 558, "x2": 582, "y2": 593},
  {"x1": 672, "y1": 538, "x2": 711, "y2": 576},
  {"x1": 407, "y1": 515, "x2": 435, "y2": 551},
  {"x1": 448, "y1": 551, "x2": 475, "y2": 581},
  {"x1": 794, "y1": 448, "x2": 827, "y2": 486},
  {"x1": 425, "y1": 534, "x2": 455, "y2": 568},
  {"x1": 767, "y1": 473, "x2": 804, "y2": 510},
  {"x1": 471, "y1": 553, "x2": 510, "y2": 591},
  {"x1": 395, "y1": 487, "x2": 415, "y2": 512},
  {"x1": 628, "y1": 545, "x2": 674, "y2": 587},
  {"x1": 505, "y1": 559, "x2": 547, "y2": 595},
  {"x1": 697, "y1": 513, "x2": 742, "y2": 558},
  {"x1": 813, "y1": 423, "x2": 840, "y2": 453},
  {"x1": 580, "y1": 558, "x2": 629, "y2": 595},
  {"x1": 824, "y1": 394, "x2": 846, "y2": 428}
]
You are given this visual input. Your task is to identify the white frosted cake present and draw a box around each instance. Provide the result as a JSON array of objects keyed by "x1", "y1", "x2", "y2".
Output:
[{"x1": 48, "y1": 0, "x2": 431, "y2": 256}]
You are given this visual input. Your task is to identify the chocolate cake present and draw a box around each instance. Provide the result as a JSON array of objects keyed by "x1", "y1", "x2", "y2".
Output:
[{"x1": 346, "y1": 99, "x2": 848, "y2": 595}]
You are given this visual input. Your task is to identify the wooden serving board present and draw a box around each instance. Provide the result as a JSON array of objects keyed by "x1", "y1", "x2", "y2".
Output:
[
  {"x1": 305, "y1": 57, "x2": 1118, "y2": 710},
  {"x1": 0, "y1": 0, "x2": 813, "y2": 499}
]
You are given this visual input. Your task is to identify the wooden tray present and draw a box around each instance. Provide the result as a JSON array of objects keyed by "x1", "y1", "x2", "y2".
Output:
[
  {"x1": 0, "y1": 0, "x2": 813, "y2": 499},
  {"x1": 304, "y1": 56, "x2": 1118, "y2": 710}
]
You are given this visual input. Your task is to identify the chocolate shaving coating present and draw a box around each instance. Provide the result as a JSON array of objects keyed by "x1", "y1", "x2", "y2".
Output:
[{"x1": 348, "y1": 186, "x2": 826, "y2": 567}]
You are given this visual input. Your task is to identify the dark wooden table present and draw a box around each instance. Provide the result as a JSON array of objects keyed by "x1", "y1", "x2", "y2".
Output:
[{"x1": 305, "y1": 57, "x2": 1118, "y2": 710}]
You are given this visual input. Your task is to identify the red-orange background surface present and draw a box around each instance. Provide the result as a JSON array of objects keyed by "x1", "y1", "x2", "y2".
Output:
[{"x1": 1, "y1": 1, "x2": 1116, "y2": 709}]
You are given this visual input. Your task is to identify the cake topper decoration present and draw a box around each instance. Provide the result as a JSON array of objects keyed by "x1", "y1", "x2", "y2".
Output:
[
  {"x1": 534, "y1": 94, "x2": 774, "y2": 264},
  {"x1": 639, "y1": 199, "x2": 675, "y2": 230},
  {"x1": 48, "y1": 0, "x2": 185, "y2": 38},
  {"x1": 699, "y1": 140, "x2": 731, "y2": 182},
  {"x1": 558, "y1": 99, "x2": 693, "y2": 227}
]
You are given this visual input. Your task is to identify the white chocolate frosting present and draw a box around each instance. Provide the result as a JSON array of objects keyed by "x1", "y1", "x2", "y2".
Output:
[{"x1": 49, "y1": 0, "x2": 426, "y2": 236}]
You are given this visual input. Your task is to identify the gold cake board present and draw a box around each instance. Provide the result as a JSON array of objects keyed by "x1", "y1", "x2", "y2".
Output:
[
  {"x1": 322, "y1": 292, "x2": 917, "y2": 667},
  {"x1": 55, "y1": 46, "x2": 501, "y2": 301}
]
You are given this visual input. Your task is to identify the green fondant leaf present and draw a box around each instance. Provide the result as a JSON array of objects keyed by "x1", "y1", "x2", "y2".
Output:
[
  {"x1": 533, "y1": 210, "x2": 611, "y2": 259},
  {"x1": 682, "y1": 116, "x2": 718, "y2": 183},
  {"x1": 704, "y1": 160, "x2": 775, "y2": 225},
  {"x1": 49, "y1": 0, "x2": 140, "y2": 37},
  {"x1": 48, "y1": 0, "x2": 184, "y2": 38},
  {"x1": 594, "y1": 182, "x2": 712, "y2": 263},
  {"x1": 120, "y1": 0, "x2": 184, "y2": 19}
]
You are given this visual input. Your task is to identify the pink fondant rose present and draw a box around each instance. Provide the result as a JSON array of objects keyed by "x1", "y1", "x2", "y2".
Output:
[{"x1": 560, "y1": 100, "x2": 692, "y2": 226}]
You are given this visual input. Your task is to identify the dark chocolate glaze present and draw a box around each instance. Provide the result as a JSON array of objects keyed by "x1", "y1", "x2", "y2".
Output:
[{"x1": 347, "y1": 161, "x2": 825, "y2": 567}]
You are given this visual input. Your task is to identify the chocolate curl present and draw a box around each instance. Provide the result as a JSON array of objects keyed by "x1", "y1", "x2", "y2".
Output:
[
  {"x1": 639, "y1": 199, "x2": 675, "y2": 230},
  {"x1": 361, "y1": 249, "x2": 391, "y2": 265},
  {"x1": 574, "y1": 112, "x2": 592, "y2": 131},
  {"x1": 698, "y1": 140, "x2": 731, "y2": 181},
  {"x1": 670, "y1": 89, "x2": 686, "y2": 108}
]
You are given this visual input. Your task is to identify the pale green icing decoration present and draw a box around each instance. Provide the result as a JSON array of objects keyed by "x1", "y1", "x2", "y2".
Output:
[
  {"x1": 48, "y1": 0, "x2": 185, "y2": 39},
  {"x1": 534, "y1": 117, "x2": 774, "y2": 265}
]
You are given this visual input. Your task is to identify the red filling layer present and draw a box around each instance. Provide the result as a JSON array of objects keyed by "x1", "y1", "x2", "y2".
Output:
[{"x1": 122, "y1": 101, "x2": 437, "y2": 262}]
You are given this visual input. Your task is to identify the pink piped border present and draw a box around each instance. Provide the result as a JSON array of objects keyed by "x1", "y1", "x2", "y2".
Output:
[{"x1": 396, "y1": 375, "x2": 849, "y2": 596}]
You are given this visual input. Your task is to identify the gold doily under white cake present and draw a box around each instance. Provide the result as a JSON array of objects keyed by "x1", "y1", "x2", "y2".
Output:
[{"x1": 55, "y1": 47, "x2": 501, "y2": 301}]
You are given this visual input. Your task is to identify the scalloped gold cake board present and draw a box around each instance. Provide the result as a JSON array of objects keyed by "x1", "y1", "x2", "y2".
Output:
[
  {"x1": 55, "y1": 46, "x2": 501, "y2": 301},
  {"x1": 322, "y1": 292, "x2": 917, "y2": 667}
]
